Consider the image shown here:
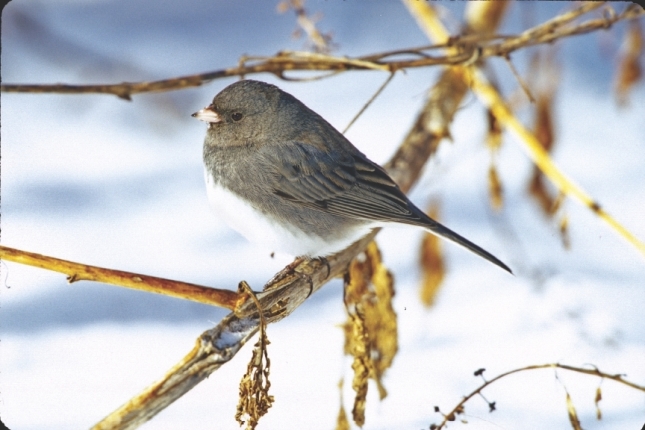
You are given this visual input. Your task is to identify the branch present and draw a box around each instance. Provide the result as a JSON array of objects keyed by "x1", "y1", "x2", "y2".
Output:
[
  {"x1": 0, "y1": 245, "x2": 244, "y2": 310},
  {"x1": 404, "y1": 0, "x2": 645, "y2": 258},
  {"x1": 2, "y1": 3, "x2": 642, "y2": 99},
  {"x1": 278, "y1": 0, "x2": 333, "y2": 53},
  {"x1": 88, "y1": 2, "x2": 516, "y2": 428},
  {"x1": 468, "y1": 67, "x2": 645, "y2": 257},
  {"x1": 431, "y1": 363, "x2": 645, "y2": 430},
  {"x1": 90, "y1": 45, "x2": 470, "y2": 428}
]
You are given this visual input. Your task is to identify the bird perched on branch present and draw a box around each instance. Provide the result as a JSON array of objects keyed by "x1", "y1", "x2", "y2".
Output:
[{"x1": 193, "y1": 79, "x2": 511, "y2": 274}]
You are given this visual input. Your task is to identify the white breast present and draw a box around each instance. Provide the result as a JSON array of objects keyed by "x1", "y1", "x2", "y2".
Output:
[{"x1": 204, "y1": 170, "x2": 374, "y2": 257}]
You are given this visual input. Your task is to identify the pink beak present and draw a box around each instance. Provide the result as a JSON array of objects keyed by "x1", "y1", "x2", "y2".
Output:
[{"x1": 192, "y1": 105, "x2": 222, "y2": 123}]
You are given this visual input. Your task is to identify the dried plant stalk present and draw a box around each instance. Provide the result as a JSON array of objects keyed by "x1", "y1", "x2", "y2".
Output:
[
  {"x1": 2, "y1": 4, "x2": 641, "y2": 98},
  {"x1": 404, "y1": 0, "x2": 645, "y2": 257},
  {"x1": 429, "y1": 363, "x2": 645, "y2": 430},
  {"x1": 91, "y1": 63, "x2": 461, "y2": 428},
  {"x1": 0, "y1": 245, "x2": 242, "y2": 310}
]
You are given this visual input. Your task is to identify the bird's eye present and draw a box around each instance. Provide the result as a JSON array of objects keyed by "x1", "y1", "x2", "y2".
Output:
[{"x1": 232, "y1": 112, "x2": 243, "y2": 122}]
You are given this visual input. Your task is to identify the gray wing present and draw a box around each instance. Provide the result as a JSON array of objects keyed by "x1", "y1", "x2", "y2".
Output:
[
  {"x1": 259, "y1": 141, "x2": 426, "y2": 224},
  {"x1": 258, "y1": 142, "x2": 512, "y2": 274}
]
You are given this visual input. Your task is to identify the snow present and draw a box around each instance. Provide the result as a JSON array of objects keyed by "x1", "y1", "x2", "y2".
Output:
[{"x1": 2, "y1": 1, "x2": 644, "y2": 429}]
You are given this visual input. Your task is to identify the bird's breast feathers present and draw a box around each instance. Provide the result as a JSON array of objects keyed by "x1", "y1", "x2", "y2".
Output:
[{"x1": 204, "y1": 169, "x2": 372, "y2": 256}]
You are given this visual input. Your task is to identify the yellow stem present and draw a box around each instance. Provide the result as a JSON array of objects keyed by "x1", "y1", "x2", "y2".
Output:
[{"x1": 0, "y1": 245, "x2": 244, "y2": 309}]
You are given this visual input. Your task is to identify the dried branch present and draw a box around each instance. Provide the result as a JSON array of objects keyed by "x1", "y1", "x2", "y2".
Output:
[
  {"x1": 2, "y1": 3, "x2": 642, "y2": 99},
  {"x1": 278, "y1": 0, "x2": 333, "y2": 53},
  {"x1": 0, "y1": 245, "x2": 243, "y2": 310},
  {"x1": 87, "y1": 3, "x2": 514, "y2": 427},
  {"x1": 614, "y1": 18, "x2": 644, "y2": 105},
  {"x1": 430, "y1": 363, "x2": 645, "y2": 430},
  {"x1": 6, "y1": 3, "x2": 642, "y2": 429},
  {"x1": 404, "y1": 0, "x2": 645, "y2": 258},
  {"x1": 469, "y1": 67, "x2": 645, "y2": 257},
  {"x1": 90, "y1": 40, "x2": 472, "y2": 428},
  {"x1": 419, "y1": 202, "x2": 446, "y2": 307},
  {"x1": 342, "y1": 241, "x2": 398, "y2": 426},
  {"x1": 235, "y1": 282, "x2": 274, "y2": 429},
  {"x1": 341, "y1": 71, "x2": 395, "y2": 134}
]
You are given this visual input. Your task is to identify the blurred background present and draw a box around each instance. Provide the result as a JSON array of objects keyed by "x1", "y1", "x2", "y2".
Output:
[{"x1": 1, "y1": 1, "x2": 644, "y2": 429}]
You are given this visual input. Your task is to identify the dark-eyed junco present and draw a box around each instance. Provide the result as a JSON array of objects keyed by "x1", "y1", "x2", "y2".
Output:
[{"x1": 193, "y1": 80, "x2": 511, "y2": 273}]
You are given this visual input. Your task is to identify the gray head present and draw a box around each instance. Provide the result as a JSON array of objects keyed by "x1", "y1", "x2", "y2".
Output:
[
  {"x1": 193, "y1": 80, "x2": 317, "y2": 148},
  {"x1": 193, "y1": 79, "x2": 353, "y2": 154}
]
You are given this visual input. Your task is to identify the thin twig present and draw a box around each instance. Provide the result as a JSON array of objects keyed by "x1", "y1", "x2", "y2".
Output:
[
  {"x1": 431, "y1": 363, "x2": 645, "y2": 430},
  {"x1": 468, "y1": 67, "x2": 645, "y2": 257},
  {"x1": 342, "y1": 72, "x2": 396, "y2": 134},
  {"x1": 2, "y1": 4, "x2": 641, "y2": 98},
  {"x1": 279, "y1": 0, "x2": 332, "y2": 53},
  {"x1": 503, "y1": 54, "x2": 536, "y2": 103},
  {"x1": 404, "y1": 0, "x2": 645, "y2": 258}
]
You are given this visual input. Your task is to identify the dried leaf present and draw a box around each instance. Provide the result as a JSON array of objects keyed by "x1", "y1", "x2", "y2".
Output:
[
  {"x1": 594, "y1": 386, "x2": 602, "y2": 420},
  {"x1": 235, "y1": 300, "x2": 274, "y2": 430},
  {"x1": 527, "y1": 94, "x2": 557, "y2": 214},
  {"x1": 559, "y1": 213, "x2": 571, "y2": 250},
  {"x1": 366, "y1": 242, "x2": 398, "y2": 399},
  {"x1": 336, "y1": 379, "x2": 351, "y2": 430},
  {"x1": 343, "y1": 257, "x2": 371, "y2": 427},
  {"x1": 485, "y1": 107, "x2": 504, "y2": 211},
  {"x1": 276, "y1": 1, "x2": 289, "y2": 14},
  {"x1": 528, "y1": 169, "x2": 557, "y2": 216},
  {"x1": 486, "y1": 109, "x2": 503, "y2": 151},
  {"x1": 525, "y1": 50, "x2": 562, "y2": 218},
  {"x1": 342, "y1": 241, "x2": 398, "y2": 426},
  {"x1": 350, "y1": 330, "x2": 369, "y2": 427},
  {"x1": 530, "y1": 104, "x2": 556, "y2": 209},
  {"x1": 565, "y1": 391, "x2": 583, "y2": 430},
  {"x1": 534, "y1": 94, "x2": 555, "y2": 154},
  {"x1": 419, "y1": 203, "x2": 445, "y2": 307},
  {"x1": 488, "y1": 164, "x2": 504, "y2": 212},
  {"x1": 280, "y1": 0, "x2": 333, "y2": 53},
  {"x1": 615, "y1": 20, "x2": 643, "y2": 106}
]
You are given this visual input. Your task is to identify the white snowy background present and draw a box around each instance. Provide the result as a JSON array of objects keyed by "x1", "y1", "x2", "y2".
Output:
[{"x1": 1, "y1": 1, "x2": 644, "y2": 429}]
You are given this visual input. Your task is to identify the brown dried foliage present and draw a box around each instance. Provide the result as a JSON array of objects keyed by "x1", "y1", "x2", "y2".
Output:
[
  {"x1": 488, "y1": 166, "x2": 504, "y2": 212},
  {"x1": 594, "y1": 386, "x2": 603, "y2": 420},
  {"x1": 429, "y1": 363, "x2": 645, "y2": 430},
  {"x1": 527, "y1": 51, "x2": 559, "y2": 217},
  {"x1": 235, "y1": 333, "x2": 274, "y2": 430},
  {"x1": 335, "y1": 406, "x2": 350, "y2": 430},
  {"x1": 559, "y1": 214, "x2": 571, "y2": 250},
  {"x1": 565, "y1": 391, "x2": 583, "y2": 430},
  {"x1": 523, "y1": 51, "x2": 573, "y2": 249},
  {"x1": 335, "y1": 379, "x2": 351, "y2": 430},
  {"x1": 486, "y1": 109, "x2": 505, "y2": 211},
  {"x1": 342, "y1": 241, "x2": 398, "y2": 426},
  {"x1": 419, "y1": 202, "x2": 446, "y2": 307},
  {"x1": 615, "y1": 19, "x2": 643, "y2": 106},
  {"x1": 235, "y1": 287, "x2": 274, "y2": 430},
  {"x1": 277, "y1": 0, "x2": 333, "y2": 53}
]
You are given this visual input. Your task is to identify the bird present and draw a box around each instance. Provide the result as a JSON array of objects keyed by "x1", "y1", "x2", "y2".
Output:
[{"x1": 193, "y1": 79, "x2": 511, "y2": 274}]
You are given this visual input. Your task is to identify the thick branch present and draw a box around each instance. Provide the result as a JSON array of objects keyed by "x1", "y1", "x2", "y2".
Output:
[
  {"x1": 91, "y1": 59, "x2": 468, "y2": 429},
  {"x1": 89, "y1": 3, "x2": 510, "y2": 429}
]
